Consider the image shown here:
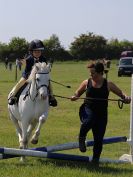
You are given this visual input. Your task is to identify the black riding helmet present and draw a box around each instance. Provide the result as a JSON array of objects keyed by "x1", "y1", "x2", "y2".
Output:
[{"x1": 29, "y1": 39, "x2": 45, "y2": 51}]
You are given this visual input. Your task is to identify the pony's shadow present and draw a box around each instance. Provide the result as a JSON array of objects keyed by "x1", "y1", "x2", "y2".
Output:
[{"x1": 37, "y1": 158, "x2": 133, "y2": 174}]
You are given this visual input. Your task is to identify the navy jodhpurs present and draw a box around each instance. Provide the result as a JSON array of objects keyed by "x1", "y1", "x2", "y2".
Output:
[{"x1": 79, "y1": 104, "x2": 107, "y2": 160}]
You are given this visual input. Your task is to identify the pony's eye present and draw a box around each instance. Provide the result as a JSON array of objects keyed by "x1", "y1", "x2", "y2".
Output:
[{"x1": 36, "y1": 78, "x2": 40, "y2": 82}]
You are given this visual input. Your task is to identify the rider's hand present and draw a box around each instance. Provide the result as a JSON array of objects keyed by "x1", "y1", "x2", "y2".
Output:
[{"x1": 20, "y1": 58, "x2": 26, "y2": 65}]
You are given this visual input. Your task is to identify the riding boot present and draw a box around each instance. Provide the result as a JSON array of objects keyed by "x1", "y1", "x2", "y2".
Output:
[
  {"x1": 49, "y1": 82, "x2": 57, "y2": 107},
  {"x1": 8, "y1": 77, "x2": 26, "y2": 105},
  {"x1": 8, "y1": 96, "x2": 17, "y2": 105}
]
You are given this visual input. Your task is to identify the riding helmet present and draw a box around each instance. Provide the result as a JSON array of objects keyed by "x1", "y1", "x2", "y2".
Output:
[{"x1": 29, "y1": 39, "x2": 45, "y2": 51}]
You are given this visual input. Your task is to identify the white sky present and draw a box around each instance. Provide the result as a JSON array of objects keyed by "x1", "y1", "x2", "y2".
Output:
[{"x1": 0, "y1": 0, "x2": 133, "y2": 49}]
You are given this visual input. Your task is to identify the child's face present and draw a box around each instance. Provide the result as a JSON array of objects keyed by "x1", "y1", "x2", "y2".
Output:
[{"x1": 32, "y1": 50, "x2": 42, "y2": 58}]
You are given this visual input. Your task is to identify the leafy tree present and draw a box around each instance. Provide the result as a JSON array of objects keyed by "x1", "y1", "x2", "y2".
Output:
[
  {"x1": 43, "y1": 34, "x2": 62, "y2": 58},
  {"x1": 119, "y1": 40, "x2": 133, "y2": 51},
  {"x1": 0, "y1": 42, "x2": 10, "y2": 61},
  {"x1": 106, "y1": 38, "x2": 122, "y2": 59},
  {"x1": 8, "y1": 37, "x2": 28, "y2": 60},
  {"x1": 1, "y1": 33, "x2": 133, "y2": 62},
  {"x1": 69, "y1": 32, "x2": 107, "y2": 60},
  {"x1": 43, "y1": 34, "x2": 72, "y2": 61}
]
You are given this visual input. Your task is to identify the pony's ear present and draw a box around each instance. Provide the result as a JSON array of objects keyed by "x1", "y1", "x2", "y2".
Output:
[
  {"x1": 47, "y1": 63, "x2": 52, "y2": 72},
  {"x1": 41, "y1": 62, "x2": 46, "y2": 68},
  {"x1": 35, "y1": 63, "x2": 40, "y2": 71}
]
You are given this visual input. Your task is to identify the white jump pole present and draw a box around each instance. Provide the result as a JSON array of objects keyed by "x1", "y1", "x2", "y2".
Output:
[
  {"x1": 0, "y1": 147, "x2": 47, "y2": 158},
  {"x1": 44, "y1": 136, "x2": 127, "y2": 152},
  {"x1": 0, "y1": 147, "x2": 90, "y2": 162},
  {"x1": 0, "y1": 147, "x2": 127, "y2": 163},
  {"x1": 0, "y1": 136, "x2": 127, "y2": 160},
  {"x1": 119, "y1": 74, "x2": 133, "y2": 164},
  {"x1": 0, "y1": 137, "x2": 128, "y2": 163}
]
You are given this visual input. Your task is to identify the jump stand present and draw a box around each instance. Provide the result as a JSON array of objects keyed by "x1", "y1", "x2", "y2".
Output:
[{"x1": 119, "y1": 74, "x2": 133, "y2": 164}]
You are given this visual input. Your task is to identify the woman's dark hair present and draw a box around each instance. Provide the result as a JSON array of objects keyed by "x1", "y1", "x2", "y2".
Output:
[{"x1": 87, "y1": 62, "x2": 104, "y2": 74}]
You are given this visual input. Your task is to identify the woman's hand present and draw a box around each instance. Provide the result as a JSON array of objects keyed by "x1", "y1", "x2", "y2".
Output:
[
  {"x1": 122, "y1": 95, "x2": 131, "y2": 104},
  {"x1": 71, "y1": 95, "x2": 79, "y2": 101}
]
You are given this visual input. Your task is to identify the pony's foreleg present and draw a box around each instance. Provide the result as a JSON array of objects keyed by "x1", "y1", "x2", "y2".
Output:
[
  {"x1": 21, "y1": 121, "x2": 30, "y2": 149},
  {"x1": 27, "y1": 122, "x2": 37, "y2": 140},
  {"x1": 9, "y1": 112, "x2": 22, "y2": 146},
  {"x1": 31, "y1": 113, "x2": 48, "y2": 144},
  {"x1": 19, "y1": 122, "x2": 31, "y2": 163}
]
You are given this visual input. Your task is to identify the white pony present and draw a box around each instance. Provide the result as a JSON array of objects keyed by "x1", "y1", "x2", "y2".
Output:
[{"x1": 8, "y1": 62, "x2": 50, "y2": 151}]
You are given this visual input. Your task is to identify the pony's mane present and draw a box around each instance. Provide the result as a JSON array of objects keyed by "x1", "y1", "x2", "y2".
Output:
[{"x1": 27, "y1": 62, "x2": 47, "y2": 82}]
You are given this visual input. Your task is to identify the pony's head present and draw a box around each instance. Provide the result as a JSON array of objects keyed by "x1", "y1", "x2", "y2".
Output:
[{"x1": 28, "y1": 62, "x2": 50, "y2": 100}]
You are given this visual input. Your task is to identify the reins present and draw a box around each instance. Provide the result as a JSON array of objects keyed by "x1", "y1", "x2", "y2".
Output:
[
  {"x1": 53, "y1": 94, "x2": 124, "y2": 109},
  {"x1": 50, "y1": 80, "x2": 71, "y2": 88}
]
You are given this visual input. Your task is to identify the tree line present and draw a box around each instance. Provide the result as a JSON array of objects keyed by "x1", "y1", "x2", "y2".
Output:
[{"x1": 0, "y1": 32, "x2": 133, "y2": 62}]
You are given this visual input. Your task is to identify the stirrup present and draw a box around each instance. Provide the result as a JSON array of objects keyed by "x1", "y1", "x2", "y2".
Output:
[{"x1": 49, "y1": 96, "x2": 57, "y2": 107}]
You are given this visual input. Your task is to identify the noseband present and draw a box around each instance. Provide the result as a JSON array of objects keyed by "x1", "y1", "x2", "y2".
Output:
[{"x1": 35, "y1": 72, "x2": 49, "y2": 89}]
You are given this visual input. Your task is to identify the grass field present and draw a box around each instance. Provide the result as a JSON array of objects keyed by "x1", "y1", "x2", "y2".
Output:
[{"x1": 0, "y1": 61, "x2": 133, "y2": 177}]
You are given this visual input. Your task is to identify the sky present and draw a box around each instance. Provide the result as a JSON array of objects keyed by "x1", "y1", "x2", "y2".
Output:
[{"x1": 0, "y1": 0, "x2": 133, "y2": 49}]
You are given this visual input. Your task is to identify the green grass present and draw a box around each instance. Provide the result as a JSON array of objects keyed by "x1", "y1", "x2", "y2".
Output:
[{"x1": 0, "y1": 61, "x2": 133, "y2": 177}]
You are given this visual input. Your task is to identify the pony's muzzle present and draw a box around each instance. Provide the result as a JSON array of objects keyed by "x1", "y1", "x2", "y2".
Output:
[{"x1": 40, "y1": 94, "x2": 48, "y2": 100}]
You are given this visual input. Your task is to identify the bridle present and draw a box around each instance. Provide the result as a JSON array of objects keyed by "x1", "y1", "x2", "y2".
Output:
[{"x1": 28, "y1": 72, "x2": 49, "y2": 101}]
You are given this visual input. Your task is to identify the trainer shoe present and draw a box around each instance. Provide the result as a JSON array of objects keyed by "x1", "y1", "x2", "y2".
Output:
[
  {"x1": 91, "y1": 158, "x2": 100, "y2": 167},
  {"x1": 79, "y1": 136, "x2": 86, "y2": 152}
]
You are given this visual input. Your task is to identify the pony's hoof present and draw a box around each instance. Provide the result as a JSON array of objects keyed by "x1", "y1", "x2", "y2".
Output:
[
  {"x1": 31, "y1": 139, "x2": 38, "y2": 144},
  {"x1": 20, "y1": 156, "x2": 26, "y2": 163},
  {"x1": 19, "y1": 145, "x2": 23, "y2": 149}
]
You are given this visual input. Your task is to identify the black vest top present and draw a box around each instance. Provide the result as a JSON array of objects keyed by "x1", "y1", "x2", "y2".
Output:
[{"x1": 84, "y1": 78, "x2": 109, "y2": 112}]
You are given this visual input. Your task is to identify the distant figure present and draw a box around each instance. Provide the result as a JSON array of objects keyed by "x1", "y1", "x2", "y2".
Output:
[
  {"x1": 103, "y1": 58, "x2": 111, "y2": 69},
  {"x1": 9, "y1": 63, "x2": 12, "y2": 71},
  {"x1": 106, "y1": 60, "x2": 111, "y2": 68},
  {"x1": 16, "y1": 58, "x2": 22, "y2": 71},
  {"x1": 5, "y1": 57, "x2": 9, "y2": 69}
]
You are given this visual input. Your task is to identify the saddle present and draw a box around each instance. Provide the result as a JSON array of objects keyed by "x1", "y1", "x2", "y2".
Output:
[{"x1": 15, "y1": 83, "x2": 28, "y2": 104}]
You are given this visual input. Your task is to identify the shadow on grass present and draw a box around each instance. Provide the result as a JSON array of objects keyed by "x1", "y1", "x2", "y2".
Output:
[
  {"x1": 0, "y1": 157, "x2": 132, "y2": 175},
  {"x1": 37, "y1": 158, "x2": 133, "y2": 174}
]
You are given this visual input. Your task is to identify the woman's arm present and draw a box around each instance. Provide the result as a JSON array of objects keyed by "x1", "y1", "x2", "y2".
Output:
[
  {"x1": 108, "y1": 81, "x2": 131, "y2": 103},
  {"x1": 71, "y1": 80, "x2": 88, "y2": 101}
]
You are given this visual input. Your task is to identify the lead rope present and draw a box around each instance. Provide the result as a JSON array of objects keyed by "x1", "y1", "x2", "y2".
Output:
[
  {"x1": 53, "y1": 94, "x2": 124, "y2": 109},
  {"x1": 118, "y1": 99, "x2": 124, "y2": 109}
]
